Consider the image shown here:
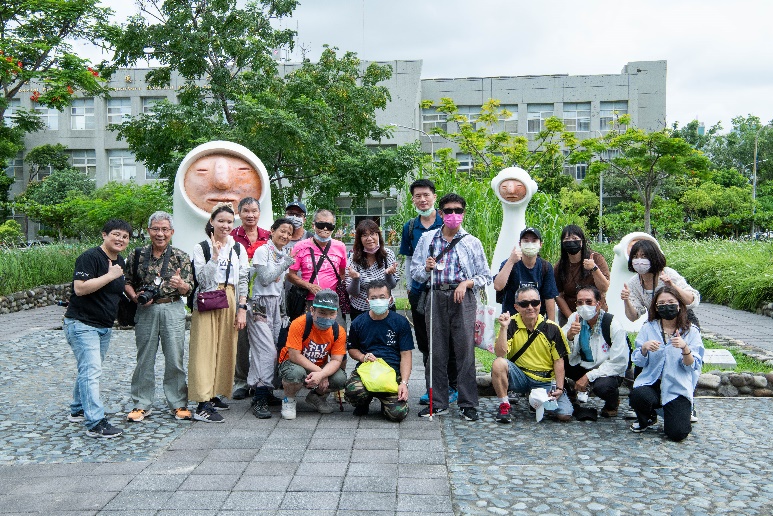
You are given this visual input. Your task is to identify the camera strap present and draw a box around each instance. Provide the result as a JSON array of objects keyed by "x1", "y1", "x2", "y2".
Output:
[{"x1": 142, "y1": 245, "x2": 172, "y2": 282}]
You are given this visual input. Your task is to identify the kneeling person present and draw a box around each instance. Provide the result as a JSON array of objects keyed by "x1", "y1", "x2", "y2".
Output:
[
  {"x1": 278, "y1": 289, "x2": 347, "y2": 419},
  {"x1": 564, "y1": 286, "x2": 629, "y2": 418},
  {"x1": 491, "y1": 286, "x2": 573, "y2": 423},
  {"x1": 345, "y1": 280, "x2": 413, "y2": 422}
]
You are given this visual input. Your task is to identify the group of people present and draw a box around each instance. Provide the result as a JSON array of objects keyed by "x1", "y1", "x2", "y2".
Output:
[{"x1": 64, "y1": 179, "x2": 704, "y2": 443}]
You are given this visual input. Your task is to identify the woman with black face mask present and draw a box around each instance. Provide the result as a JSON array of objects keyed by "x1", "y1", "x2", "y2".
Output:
[
  {"x1": 628, "y1": 286, "x2": 704, "y2": 441},
  {"x1": 554, "y1": 225, "x2": 610, "y2": 326}
]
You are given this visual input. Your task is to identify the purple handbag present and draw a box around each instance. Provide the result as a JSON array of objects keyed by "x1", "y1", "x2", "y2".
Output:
[{"x1": 195, "y1": 244, "x2": 233, "y2": 312}]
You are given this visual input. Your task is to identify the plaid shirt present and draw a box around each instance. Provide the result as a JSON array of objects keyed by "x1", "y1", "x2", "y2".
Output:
[
  {"x1": 429, "y1": 229, "x2": 465, "y2": 285},
  {"x1": 410, "y1": 226, "x2": 491, "y2": 290},
  {"x1": 124, "y1": 245, "x2": 194, "y2": 299}
]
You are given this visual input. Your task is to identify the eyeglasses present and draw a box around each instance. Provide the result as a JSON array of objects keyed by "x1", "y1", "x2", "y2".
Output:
[
  {"x1": 108, "y1": 231, "x2": 130, "y2": 240},
  {"x1": 314, "y1": 221, "x2": 336, "y2": 231},
  {"x1": 576, "y1": 299, "x2": 597, "y2": 306},
  {"x1": 442, "y1": 208, "x2": 465, "y2": 215},
  {"x1": 516, "y1": 299, "x2": 541, "y2": 308},
  {"x1": 148, "y1": 227, "x2": 172, "y2": 234}
]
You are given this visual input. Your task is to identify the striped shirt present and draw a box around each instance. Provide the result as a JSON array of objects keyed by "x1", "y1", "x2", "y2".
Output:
[{"x1": 345, "y1": 248, "x2": 399, "y2": 311}]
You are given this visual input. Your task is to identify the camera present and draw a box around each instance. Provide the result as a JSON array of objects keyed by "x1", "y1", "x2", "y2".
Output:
[{"x1": 137, "y1": 276, "x2": 163, "y2": 304}]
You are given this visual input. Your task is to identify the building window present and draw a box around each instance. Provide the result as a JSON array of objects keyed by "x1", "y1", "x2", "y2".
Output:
[
  {"x1": 563, "y1": 102, "x2": 591, "y2": 132},
  {"x1": 145, "y1": 167, "x2": 162, "y2": 180},
  {"x1": 71, "y1": 99, "x2": 95, "y2": 130},
  {"x1": 456, "y1": 153, "x2": 472, "y2": 172},
  {"x1": 333, "y1": 196, "x2": 399, "y2": 245},
  {"x1": 527, "y1": 103, "x2": 553, "y2": 133},
  {"x1": 5, "y1": 153, "x2": 23, "y2": 181},
  {"x1": 69, "y1": 150, "x2": 97, "y2": 179},
  {"x1": 563, "y1": 150, "x2": 588, "y2": 180},
  {"x1": 600, "y1": 101, "x2": 628, "y2": 131},
  {"x1": 3, "y1": 99, "x2": 21, "y2": 127},
  {"x1": 457, "y1": 106, "x2": 481, "y2": 128},
  {"x1": 34, "y1": 106, "x2": 59, "y2": 130},
  {"x1": 422, "y1": 108, "x2": 447, "y2": 133},
  {"x1": 107, "y1": 98, "x2": 132, "y2": 125},
  {"x1": 492, "y1": 104, "x2": 518, "y2": 133},
  {"x1": 108, "y1": 150, "x2": 136, "y2": 182},
  {"x1": 142, "y1": 97, "x2": 165, "y2": 114}
]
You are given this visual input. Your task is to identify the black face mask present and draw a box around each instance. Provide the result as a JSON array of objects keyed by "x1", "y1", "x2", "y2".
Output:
[
  {"x1": 562, "y1": 241, "x2": 582, "y2": 255},
  {"x1": 656, "y1": 304, "x2": 679, "y2": 321}
]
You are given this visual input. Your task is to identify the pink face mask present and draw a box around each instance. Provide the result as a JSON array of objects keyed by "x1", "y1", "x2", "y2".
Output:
[
  {"x1": 363, "y1": 245, "x2": 379, "y2": 254},
  {"x1": 443, "y1": 213, "x2": 464, "y2": 229}
]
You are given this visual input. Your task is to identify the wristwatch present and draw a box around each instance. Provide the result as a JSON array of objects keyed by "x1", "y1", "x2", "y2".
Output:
[{"x1": 238, "y1": 303, "x2": 248, "y2": 310}]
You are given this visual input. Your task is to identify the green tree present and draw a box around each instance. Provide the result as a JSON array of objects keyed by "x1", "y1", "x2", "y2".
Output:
[
  {"x1": 681, "y1": 181, "x2": 754, "y2": 238},
  {"x1": 0, "y1": 219, "x2": 23, "y2": 245},
  {"x1": 0, "y1": 0, "x2": 118, "y2": 167},
  {"x1": 24, "y1": 144, "x2": 70, "y2": 182},
  {"x1": 558, "y1": 186, "x2": 599, "y2": 231},
  {"x1": 421, "y1": 98, "x2": 577, "y2": 194},
  {"x1": 577, "y1": 122, "x2": 711, "y2": 233},
  {"x1": 603, "y1": 198, "x2": 685, "y2": 240},
  {"x1": 79, "y1": 181, "x2": 171, "y2": 237},
  {"x1": 705, "y1": 115, "x2": 773, "y2": 182}
]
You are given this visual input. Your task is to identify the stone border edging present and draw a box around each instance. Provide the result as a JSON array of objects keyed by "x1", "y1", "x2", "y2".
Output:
[{"x1": 0, "y1": 284, "x2": 71, "y2": 314}]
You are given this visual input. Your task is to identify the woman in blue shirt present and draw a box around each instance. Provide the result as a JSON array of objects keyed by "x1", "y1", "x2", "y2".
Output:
[{"x1": 629, "y1": 285, "x2": 704, "y2": 441}]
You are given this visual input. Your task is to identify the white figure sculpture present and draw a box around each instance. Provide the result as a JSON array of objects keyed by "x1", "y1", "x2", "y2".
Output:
[
  {"x1": 487, "y1": 167, "x2": 539, "y2": 311},
  {"x1": 172, "y1": 140, "x2": 273, "y2": 254},
  {"x1": 606, "y1": 231, "x2": 662, "y2": 332}
]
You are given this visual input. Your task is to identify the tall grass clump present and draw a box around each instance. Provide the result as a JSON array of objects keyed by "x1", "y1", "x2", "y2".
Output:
[
  {"x1": 663, "y1": 240, "x2": 773, "y2": 312},
  {"x1": 0, "y1": 243, "x2": 93, "y2": 296}
]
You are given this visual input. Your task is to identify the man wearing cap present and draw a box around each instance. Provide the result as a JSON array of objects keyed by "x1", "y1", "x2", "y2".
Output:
[
  {"x1": 288, "y1": 209, "x2": 347, "y2": 325},
  {"x1": 277, "y1": 289, "x2": 347, "y2": 419},
  {"x1": 345, "y1": 280, "x2": 414, "y2": 422},
  {"x1": 493, "y1": 227, "x2": 559, "y2": 322},
  {"x1": 491, "y1": 286, "x2": 573, "y2": 423},
  {"x1": 284, "y1": 201, "x2": 313, "y2": 252},
  {"x1": 411, "y1": 192, "x2": 491, "y2": 421},
  {"x1": 399, "y1": 179, "x2": 459, "y2": 406}
]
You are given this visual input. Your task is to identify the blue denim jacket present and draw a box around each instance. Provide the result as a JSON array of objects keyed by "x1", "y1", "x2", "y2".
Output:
[{"x1": 632, "y1": 320, "x2": 704, "y2": 405}]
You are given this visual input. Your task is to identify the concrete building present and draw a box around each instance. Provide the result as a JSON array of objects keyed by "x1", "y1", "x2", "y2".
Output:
[{"x1": 5, "y1": 60, "x2": 666, "y2": 238}]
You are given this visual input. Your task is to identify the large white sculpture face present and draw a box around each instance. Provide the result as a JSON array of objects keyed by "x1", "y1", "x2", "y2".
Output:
[
  {"x1": 607, "y1": 232, "x2": 662, "y2": 332},
  {"x1": 491, "y1": 167, "x2": 538, "y2": 206},
  {"x1": 173, "y1": 141, "x2": 273, "y2": 254}
]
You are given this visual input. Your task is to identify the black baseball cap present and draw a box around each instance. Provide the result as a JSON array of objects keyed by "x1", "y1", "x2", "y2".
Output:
[
  {"x1": 285, "y1": 201, "x2": 307, "y2": 215},
  {"x1": 312, "y1": 289, "x2": 339, "y2": 311},
  {"x1": 520, "y1": 227, "x2": 542, "y2": 241}
]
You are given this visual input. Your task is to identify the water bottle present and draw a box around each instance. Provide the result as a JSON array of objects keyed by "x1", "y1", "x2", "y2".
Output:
[{"x1": 550, "y1": 379, "x2": 557, "y2": 396}]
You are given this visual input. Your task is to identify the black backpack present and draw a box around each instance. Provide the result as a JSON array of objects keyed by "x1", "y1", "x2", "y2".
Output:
[
  {"x1": 599, "y1": 312, "x2": 633, "y2": 371},
  {"x1": 187, "y1": 240, "x2": 241, "y2": 310}
]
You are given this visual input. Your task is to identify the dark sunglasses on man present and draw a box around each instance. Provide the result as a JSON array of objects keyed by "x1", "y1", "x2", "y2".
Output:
[
  {"x1": 314, "y1": 221, "x2": 336, "y2": 231},
  {"x1": 516, "y1": 299, "x2": 541, "y2": 308},
  {"x1": 442, "y1": 207, "x2": 465, "y2": 215}
]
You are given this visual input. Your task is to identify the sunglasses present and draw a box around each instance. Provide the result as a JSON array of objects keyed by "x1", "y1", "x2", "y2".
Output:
[
  {"x1": 442, "y1": 207, "x2": 465, "y2": 215},
  {"x1": 516, "y1": 299, "x2": 541, "y2": 308},
  {"x1": 314, "y1": 221, "x2": 336, "y2": 231}
]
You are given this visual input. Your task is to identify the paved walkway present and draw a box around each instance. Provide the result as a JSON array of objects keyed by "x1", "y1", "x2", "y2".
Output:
[
  {"x1": 692, "y1": 303, "x2": 773, "y2": 353},
  {"x1": 0, "y1": 303, "x2": 772, "y2": 514}
]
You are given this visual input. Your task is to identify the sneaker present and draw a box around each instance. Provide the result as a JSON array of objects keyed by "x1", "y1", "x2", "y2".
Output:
[
  {"x1": 690, "y1": 407, "x2": 698, "y2": 423},
  {"x1": 67, "y1": 409, "x2": 84, "y2": 423},
  {"x1": 507, "y1": 390, "x2": 519, "y2": 403},
  {"x1": 448, "y1": 387, "x2": 459, "y2": 404},
  {"x1": 172, "y1": 407, "x2": 192, "y2": 420},
  {"x1": 194, "y1": 402, "x2": 224, "y2": 423},
  {"x1": 232, "y1": 387, "x2": 250, "y2": 400},
  {"x1": 630, "y1": 414, "x2": 657, "y2": 433},
  {"x1": 86, "y1": 418, "x2": 123, "y2": 438},
  {"x1": 251, "y1": 398, "x2": 271, "y2": 419},
  {"x1": 600, "y1": 408, "x2": 618, "y2": 418},
  {"x1": 418, "y1": 406, "x2": 447, "y2": 418},
  {"x1": 281, "y1": 398, "x2": 297, "y2": 420},
  {"x1": 459, "y1": 407, "x2": 479, "y2": 421},
  {"x1": 306, "y1": 391, "x2": 333, "y2": 414},
  {"x1": 624, "y1": 409, "x2": 637, "y2": 420},
  {"x1": 495, "y1": 402, "x2": 511, "y2": 424},
  {"x1": 353, "y1": 403, "x2": 370, "y2": 417},
  {"x1": 266, "y1": 392, "x2": 283, "y2": 406},
  {"x1": 209, "y1": 396, "x2": 229, "y2": 410},
  {"x1": 126, "y1": 408, "x2": 152, "y2": 422},
  {"x1": 419, "y1": 391, "x2": 430, "y2": 405}
]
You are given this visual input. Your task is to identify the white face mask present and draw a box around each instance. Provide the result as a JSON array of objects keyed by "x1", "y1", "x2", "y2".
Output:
[
  {"x1": 632, "y1": 258, "x2": 650, "y2": 274},
  {"x1": 521, "y1": 242, "x2": 541, "y2": 257},
  {"x1": 576, "y1": 304, "x2": 598, "y2": 321}
]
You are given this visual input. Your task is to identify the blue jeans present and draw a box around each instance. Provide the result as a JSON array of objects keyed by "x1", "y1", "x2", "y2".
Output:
[
  {"x1": 506, "y1": 361, "x2": 573, "y2": 417},
  {"x1": 64, "y1": 318, "x2": 112, "y2": 428}
]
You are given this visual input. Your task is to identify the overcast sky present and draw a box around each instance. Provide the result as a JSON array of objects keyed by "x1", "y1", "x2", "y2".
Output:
[{"x1": 98, "y1": 0, "x2": 772, "y2": 132}]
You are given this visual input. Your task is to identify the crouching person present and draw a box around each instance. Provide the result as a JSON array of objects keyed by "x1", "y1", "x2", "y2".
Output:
[
  {"x1": 277, "y1": 289, "x2": 347, "y2": 419},
  {"x1": 345, "y1": 280, "x2": 413, "y2": 421}
]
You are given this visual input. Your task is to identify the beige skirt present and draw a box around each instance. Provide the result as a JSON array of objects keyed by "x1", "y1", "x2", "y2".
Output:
[{"x1": 188, "y1": 285, "x2": 238, "y2": 402}]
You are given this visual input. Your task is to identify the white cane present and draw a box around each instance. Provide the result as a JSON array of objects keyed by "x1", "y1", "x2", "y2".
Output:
[{"x1": 428, "y1": 265, "x2": 435, "y2": 421}]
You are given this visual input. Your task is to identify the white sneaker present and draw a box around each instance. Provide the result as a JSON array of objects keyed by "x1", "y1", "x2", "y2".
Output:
[
  {"x1": 281, "y1": 398, "x2": 297, "y2": 420},
  {"x1": 305, "y1": 391, "x2": 333, "y2": 414},
  {"x1": 690, "y1": 407, "x2": 698, "y2": 423}
]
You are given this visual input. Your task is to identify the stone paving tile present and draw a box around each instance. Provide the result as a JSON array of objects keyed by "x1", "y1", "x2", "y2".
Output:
[
  {"x1": 101, "y1": 490, "x2": 173, "y2": 511},
  {"x1": 445, "y1": 396, "x2": 773, "y2": 515},
  {"x1": 191, "y1": 460, "x2": 249, "y2": 475},
  {"x1": 396, "y1": 494, "x2": 454, "y2": 513},
  {"x1": 207, "y1": 448, "x2": 259, "y2": 462},
  {"x1": 220, "y1": 491, "x2": 285, "y2": 511},
  {"x1": 287, "y1": 475, "x2": 344, "y2": 492},
  {"x1": 123, "y1": 473, "x2": 187, "y2": 491},
  {"x1": 346, "y1": 462, "x2": 398, "y2": 477},
  {"x1": 353, "y1": 438, "x2": 400, "y2": 450},
  {"x1": 232, "y1": 474, "x2": 293, "y2": 492},
  {"x1": 301, "y1": 449, "x2": 352, "y2": 463},
  {"x1": 279, "y1": 491, "x2": 340, "y2": 510},
  {"x1": 338, "y1": 491, "x2": 397, "y2": 511},
  {"x1": 342, "y1": 474, "x2": 398, "y2": 493},
  {"x1": 245, "y1": 461, "x2": 300, "y2": 476},
  {"x1": 350, "y1": 448, "x2": 399, "y2": 463},
  {"x1": 162, "y1": 489, "x2": 230, "y2": 510},
  {"x1": 294, "y1": 461, "x2": 348, "y2": 477},
  {"x1": 177, "y1": 472, "x2": 241, "y2": 491}
]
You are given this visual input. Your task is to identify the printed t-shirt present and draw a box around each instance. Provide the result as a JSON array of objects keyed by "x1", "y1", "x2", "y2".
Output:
[
  {"x1": 251, "y1": 243, "x2": 286, "y2": 297},
  {"x1": 347, "y1": 311, "x2": 414, "y2": 371},
  {"x1": 506, "y1": 314, "x2": 569, "y2": 382},
  {"x1": 498, "y1": 257, "x2": 559, "y2": 317},
  {"x1": 289, "y1": 238, "x2": 347, "y2": 300},
  {"x1": 278, "y1": 315, "x2": 347, "y2": 367},
  {"x1": 65, "y1": 246, "x2": 126, "y2": 328}
]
